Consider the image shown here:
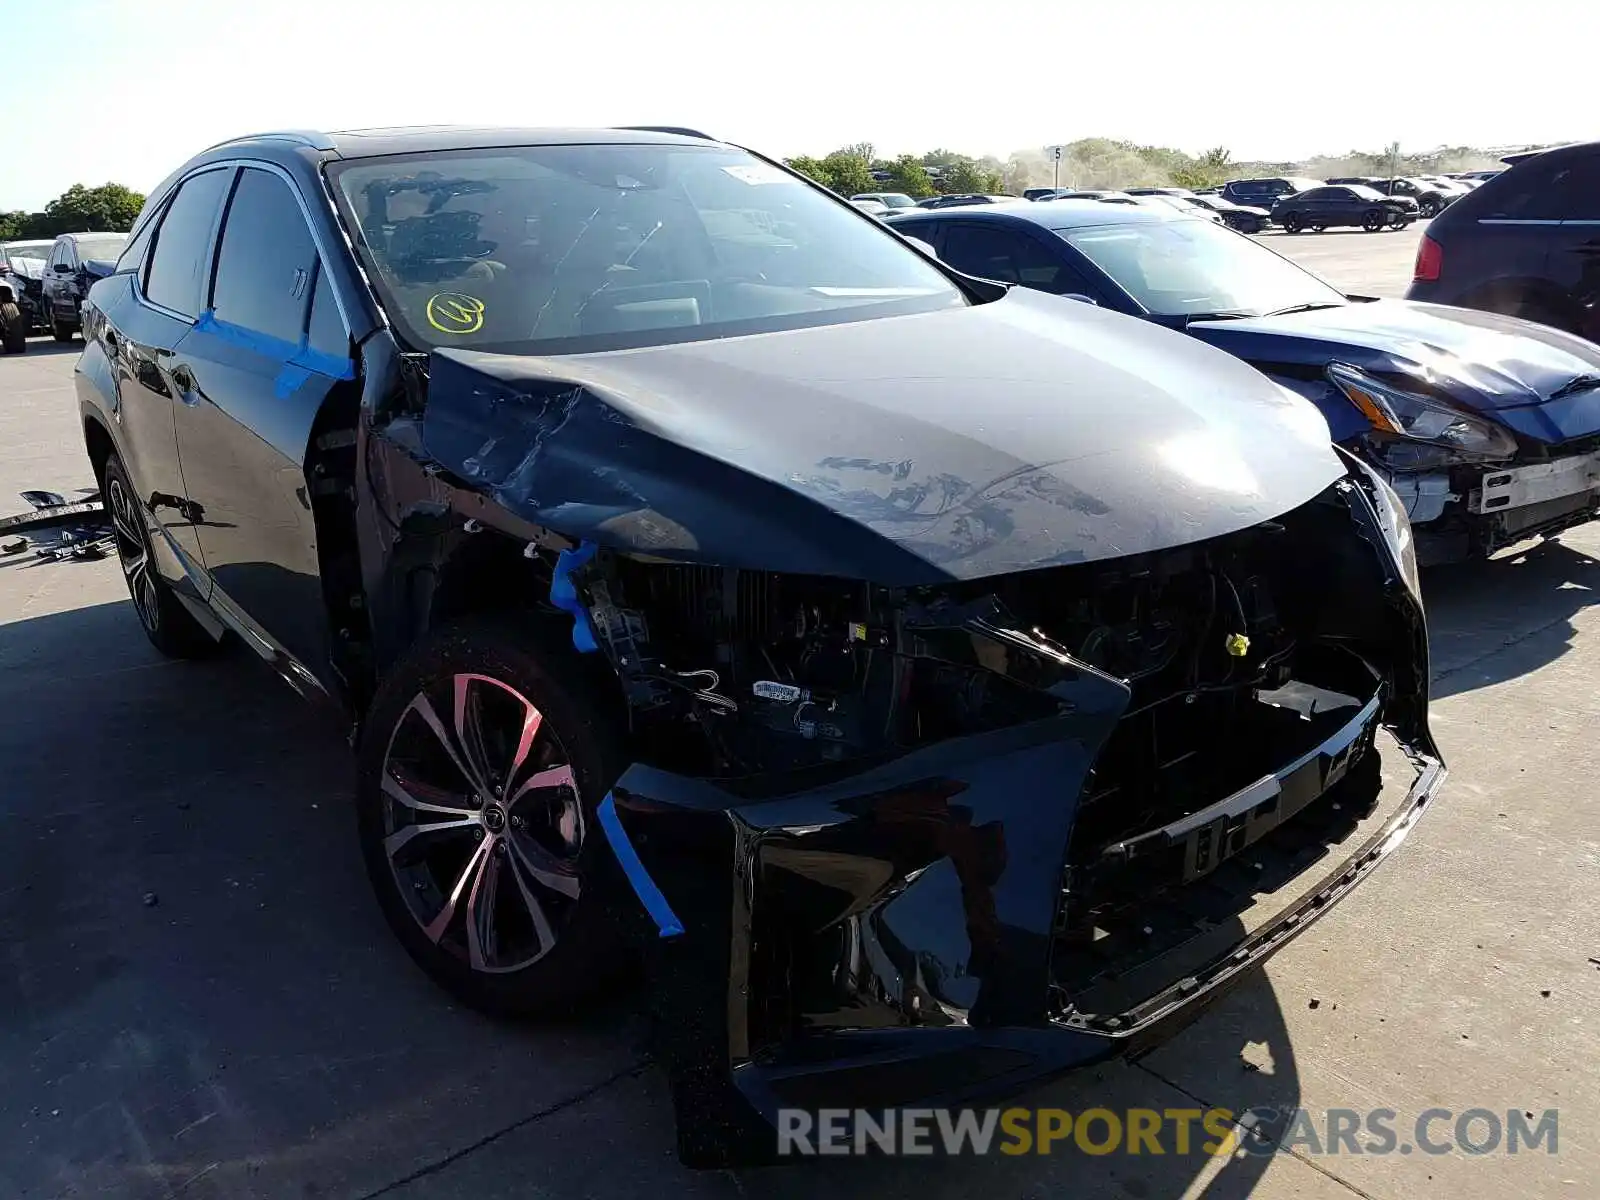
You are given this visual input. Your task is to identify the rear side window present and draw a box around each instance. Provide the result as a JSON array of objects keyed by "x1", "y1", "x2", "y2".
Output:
[
  {"x1": 941, "y1": 224, "x2": 1068, "y2": 290},
  {"x1": 210, "y1": 168, "x2": 319, "y2": 343},
  {"x1": 1453, "y1": 153, "x2": 1600, "y2": 222},
  {"x1": 144, "y1": 168, "x2": 232, "y2": 317},
  {"x1": 116, "y1": 208, "x2": 161, "y2": 274}
]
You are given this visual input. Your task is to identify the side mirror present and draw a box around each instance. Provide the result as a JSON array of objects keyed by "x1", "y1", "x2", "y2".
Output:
[
  {"x1": 53, "y1": 263, "x2": 74, "y2": 273},
  {"x1": 1062, "y1": 293, "x2": 1099, "y2": 306}
]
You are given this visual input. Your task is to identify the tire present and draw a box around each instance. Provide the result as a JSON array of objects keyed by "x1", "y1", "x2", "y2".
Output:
[
  {"x1": 48, "y1": 306, "x2": 73, "y2": 343},
  {"x1": 356, "y1": 615, "x2": 629, "y2": 1018},
  {"x1": 1310, "y1": 224, "x2": 1325, "y2": 233},
  {"x1": 1362, "y1": 209, "x2": 1386, "y2": 232},
  {"x1": 1282, "y1": 212, "x2": 1302, "y2": 233},
  {"x1": 102, "y1": 455, "x2": 220, "y2": 659},
  {"x1": 0, "y1": 301, "x2": 25, "y2": 353},
  {"x1": 1420, "y1": 199, "x2": 1440, "y2": 218}
]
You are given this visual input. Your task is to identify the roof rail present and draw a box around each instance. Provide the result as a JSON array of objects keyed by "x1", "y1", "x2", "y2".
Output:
[
  {"x1": 202, "y1": 129, "x2": 337, "y2": 154},
  {"x1": 615, "y1": 125, "x2": 716, "y2": 141}
]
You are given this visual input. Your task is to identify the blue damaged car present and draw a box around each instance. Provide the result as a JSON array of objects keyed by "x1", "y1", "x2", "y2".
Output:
[{"x1": 889, "y1": 199, "x2": 1600, "y2": 563}]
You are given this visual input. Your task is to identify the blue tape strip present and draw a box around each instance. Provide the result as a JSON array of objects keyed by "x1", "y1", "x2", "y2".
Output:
[
  {"x1": 194, "y1": 309, "x2": 355, "y2": 399},
  {"x1": 597, "y1": 792, "x2": 684, "y2": 938},
  {"x1": 549, "y1": 540, "x2": 599, "y2": 653}
]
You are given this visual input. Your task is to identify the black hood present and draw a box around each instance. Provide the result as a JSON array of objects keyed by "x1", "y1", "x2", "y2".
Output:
[{"x1": 420, "y1": 288, "x2": 1343, "y2": 584}]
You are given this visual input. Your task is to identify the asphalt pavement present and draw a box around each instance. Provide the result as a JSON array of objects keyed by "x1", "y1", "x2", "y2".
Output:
[{"x1": 1, "y1": 227, "x2": 1596, "y2": 1199}]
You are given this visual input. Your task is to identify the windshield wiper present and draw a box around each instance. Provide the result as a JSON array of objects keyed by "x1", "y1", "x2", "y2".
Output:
[
  {"x1": 1548, "y1": 373, "x2": 1600, "y2": 401},
  {"x1": 1182, "y1": 310, "x2": 1255, "y2": 323},
  {"x1": 1263, "y1": 301, "x2": 1346, "y2": 317}
]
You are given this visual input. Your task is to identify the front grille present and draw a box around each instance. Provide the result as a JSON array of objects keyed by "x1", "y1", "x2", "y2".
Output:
[{"x1": 1048, "y1": 646, "x2": 1388, "y2": 1026}]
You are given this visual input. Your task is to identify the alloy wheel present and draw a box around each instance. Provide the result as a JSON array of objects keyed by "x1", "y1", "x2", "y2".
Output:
[
  {"x1": 380, "y1": 672, "x2": 586, "y2": 974},
  {"x1": 107, "y1": 475, "x2": 161, "y2": 635}
]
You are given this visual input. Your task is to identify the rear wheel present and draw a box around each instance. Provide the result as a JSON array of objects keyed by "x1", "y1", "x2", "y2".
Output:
[
  {"x1": 356, "y1": 617, "x2": 629, "y2": 1018},
  {"x1": 1420, "y1": 199, "x2": 1441, "y2": 218},
  {"x1": 103, "y1": 455, "x2": 219, "y2": 659},
  {"x1": 1, "y1": 301, "x2": 25, "y2": 353}
]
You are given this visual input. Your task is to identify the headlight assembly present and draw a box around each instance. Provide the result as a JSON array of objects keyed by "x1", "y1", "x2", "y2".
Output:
[
  {"x1": 1328, "y1": 363, "x2": 1517, "y2": 461},
  {"x1": 1339, "y1": 449, "x2": 1422, "y2": 600}
]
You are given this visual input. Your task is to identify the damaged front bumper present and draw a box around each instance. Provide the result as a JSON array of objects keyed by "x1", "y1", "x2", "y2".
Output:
[
  {"x1": 605, "y1": 669, "x2": 1443, "y2": 1165},
  {"x1": 1380, "y1": 448, "x2": 1600, "y2": 563},
  {"x1": 571, "y1": 474, "x2": 1446, "y2": 1167}
]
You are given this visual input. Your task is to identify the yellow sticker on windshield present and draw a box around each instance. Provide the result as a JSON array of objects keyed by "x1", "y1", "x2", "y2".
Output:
[{"x1": 426, "y1": 292, "x2": 486, "y2": 335}]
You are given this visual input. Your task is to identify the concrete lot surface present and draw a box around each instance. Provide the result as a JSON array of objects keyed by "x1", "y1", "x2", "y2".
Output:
[{"x1": 1, "y1": 226, "x2": 1596, "y2": 1198}]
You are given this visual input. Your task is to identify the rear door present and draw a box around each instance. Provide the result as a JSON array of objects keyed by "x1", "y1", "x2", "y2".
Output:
[
  {"x1": 1546, "y1": 153, "x2": 1600, "y2": 339},
  {"x1": 111, "y1": 166, "x2": 236, "y2": 593},
  {"x1": 1436, "y1": 156, "x2": 1569, "y2": 313},
  {"x1": 43, "y1": 239, "x2": 70, "y2": 320},
  {"x1": 170, "y1": 164, "x2": 355, "y2": 680}
]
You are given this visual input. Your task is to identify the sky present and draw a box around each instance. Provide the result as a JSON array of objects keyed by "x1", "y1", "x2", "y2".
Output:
[{"x1": 3, "y1": 0, "x2": 1593, "y2": 211}]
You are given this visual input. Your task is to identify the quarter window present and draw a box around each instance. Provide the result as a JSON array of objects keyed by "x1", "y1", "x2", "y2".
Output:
[
  {"x1": 144, "y1": 168, "x2": 232, "y2": 318},
  {"x1": 211, "y1": 168, "x2": 319, "y2": 343},
  {"x1": 306, "y1": 263, "x2": 349, "y2": 359}
]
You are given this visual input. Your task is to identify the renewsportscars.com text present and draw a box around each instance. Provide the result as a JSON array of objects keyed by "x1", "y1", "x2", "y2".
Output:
[{"x1": 777, "y1": 1106, "x2": 1559, "y2": 1158}]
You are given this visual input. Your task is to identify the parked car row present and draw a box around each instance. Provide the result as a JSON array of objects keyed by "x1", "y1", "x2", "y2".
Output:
[
  {"x1": 0, "y1": 229, "x2": 129, "y2": 353},
  {"x1": 886, "y1": 191, "x2": 1600, "y2": 562}
]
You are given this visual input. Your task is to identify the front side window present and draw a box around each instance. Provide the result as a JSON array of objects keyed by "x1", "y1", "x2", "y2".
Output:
[
  {"x1": 144, "y1": 168, "x2": 233, "y2": 318},
  {"x1": 328, "y1": 143, "x2": 964, "y2": 353},
  {"x1": 211, "y1": 168, "x2": 319, "y2": 343},
  {"x1": 1061, "y1": 218, "x2": 1346, "y2": 318}
]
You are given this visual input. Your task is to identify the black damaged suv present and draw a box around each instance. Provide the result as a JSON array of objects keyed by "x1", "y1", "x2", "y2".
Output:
[{"x1": 77, "y1": 126, "x2": 1445, "y2": 1164}]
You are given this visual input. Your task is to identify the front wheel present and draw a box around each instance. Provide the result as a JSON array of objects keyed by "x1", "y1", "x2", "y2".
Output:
[
  {"x1": 1281, "y1": 212, "x2": 1302, "y2": 233},
  {"x1": 48, "y1": 306, "x2": 73, "y2": 343},
  {"x1": 0, "y1": 301, "x2": 25, "y2": 353},
  {"x1": 1363, "y1": 209, "x2": 1386, "y2": 232},
  {"x1": 356, "y1": 617, "x2": 629, "y2": 1018},
  {"x1": 1420, "y1": 199, "x2": 1441, "y2": 218}
]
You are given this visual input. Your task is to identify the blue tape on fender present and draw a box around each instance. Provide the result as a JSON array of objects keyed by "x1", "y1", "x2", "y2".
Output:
[
  {"x1": 549, "y1": 540, "x2": 599, "y2": 653},
  {"x1": 597, "y1": 792, "x2": 684, "y2": 938}
]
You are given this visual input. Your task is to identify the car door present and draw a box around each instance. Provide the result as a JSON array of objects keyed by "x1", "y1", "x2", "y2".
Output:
[
  {"x1": 43, "y1": 238, "x2": 69, "y2": 320},
  {"x1": 1544, "y1": 153, "x2": 1600, "y2": 340},
  {"x1": 106, "y1": 166, "x2": 236, "y2": 596},
  {"x1": 170, "y1": 163, "x2": 355, "y2": 681},
  {"x1": 1326, "y1": 187, "x2": 1361, "y2": 226}
]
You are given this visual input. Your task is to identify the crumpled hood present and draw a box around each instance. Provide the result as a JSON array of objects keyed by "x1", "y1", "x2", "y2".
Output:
[
  {"x1": 421, "y1": 287, "x2": 1343, "y2": 584},
  {"x1": 1186, "y1": 299, "x2": 1600, "y2": 410},
  {"x1": 5, "y1": 256, "x2": 45, "y2": 280}
]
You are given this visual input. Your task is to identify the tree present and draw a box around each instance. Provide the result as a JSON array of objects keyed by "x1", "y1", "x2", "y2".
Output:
[
  {"x1": 942, "y1": 159, "x2": 988, "y2": 194},
  {"x1": 785, "y1": 156, "x2": 835, "y2": 191},
  {"x1": 819, "y1": 152, "x2": 875, "y2": 197},
  {"x1": 882, "y1": 155, "x2": 936, "y2": 198},
  {"x1": 0, "y1": 211, "x2": 31, "y2": 240},
  {"x1": 43, "y1": 183, "x2": 145, "y2": 233},
  {"x1": 833, "y1": 142, "x2": 875, "y2": 166}
]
